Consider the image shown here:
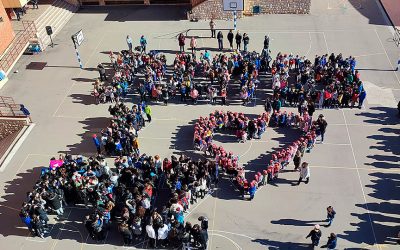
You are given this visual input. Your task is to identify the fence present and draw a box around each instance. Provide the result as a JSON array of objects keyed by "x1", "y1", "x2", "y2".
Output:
[
  {"x1": 0, "y1": 96, "x2": 26, "y2": 118},
  {"x1": 0, "y1": 21, "x2": 37, "y2": 74},
  {"x1": 394, "y1": 28, "x2": 400, "y2": 47}
]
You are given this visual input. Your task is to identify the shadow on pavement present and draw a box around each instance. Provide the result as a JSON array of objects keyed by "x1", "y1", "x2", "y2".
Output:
[
  {"x1": 338, "y1": 106, "x2": 400, "y2": 246},
  {"x1": 77, "y1": 5, "x2": 189, "y2": 22},
  {"x1": 59, "y1": 117, "x2": 110, "y2": 156}
]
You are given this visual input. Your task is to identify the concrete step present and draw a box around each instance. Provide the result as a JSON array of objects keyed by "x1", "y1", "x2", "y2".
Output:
[
  {"x1": 35, "y1": 0, "x2": 69, "y2": 29},
  {"x1": 36, "y1": 0, "x2": 70, "y2": 33},
  {"x1": 40, "y1": 11, "x2": 75, "y2": 46},
  {"x1": 34, "y1": 0, "x2": 78, "y2": 49}
]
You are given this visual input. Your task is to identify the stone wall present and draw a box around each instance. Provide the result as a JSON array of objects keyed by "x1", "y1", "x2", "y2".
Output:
[
  {"x1": 245, "y1": 0, "x2": 311, "y2": 14},
  {"x1": 191, "y1": 0, "x2": 311, "y2": 20},
  {"x1": 190, "y1": 0, "x2": 242, "y2": 20}
]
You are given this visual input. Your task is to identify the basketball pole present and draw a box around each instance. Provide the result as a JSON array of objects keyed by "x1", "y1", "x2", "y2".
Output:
[{"x1": 233, "y1": 10, "x2": 237, "y2": 31}]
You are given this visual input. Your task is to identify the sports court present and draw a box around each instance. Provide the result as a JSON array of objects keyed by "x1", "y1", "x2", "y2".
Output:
[{"x1": 0, "y1": 0, "x2": 399, "y2": 249}]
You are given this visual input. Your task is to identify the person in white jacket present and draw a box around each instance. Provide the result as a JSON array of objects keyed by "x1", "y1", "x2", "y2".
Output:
[
  {"x1": 297, "y1": 162, "x2": 310, "y2": 185},
  {"x1": 146, "y1": 224, "x2": 156, "y2": 248},
  {"x1": 157, "y1": 224, "x2": 169, "y2": 247}
]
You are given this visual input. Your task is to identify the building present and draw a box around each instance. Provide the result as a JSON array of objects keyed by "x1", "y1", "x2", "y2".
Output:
[{"x1": 0, "y1": 0, "x2": 16, "y2": 56}]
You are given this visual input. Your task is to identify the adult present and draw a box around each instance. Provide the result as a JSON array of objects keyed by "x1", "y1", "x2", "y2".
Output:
[
  {"x1": 307, "y1": 101, "x2": 315, "y2": 117},
  {"x1": 306, "y1": 224, "x2": 322, "y2": 246},
  {"x1": 97, "y1": 63, "x2": 107, "y2": 82},
  {"x1": 316, "y1": 114, "x2": 328, "y2": 143},
  {"x1": 126, "y1": 35, "x2": 133, "y2": 51},
  {"x1": 217, "y1": 31, "x2": 224, "y2": 51},
  {"x1": 264, "y1": 35, "x2": 270, "y2": 50},
  {"x1": 209, "y1": 19, "x2": 216, "y2": 38},
  {"x1": 243, "y1": 33, "x2": 250, "y2": 52},
  {"x1": 227, "y1": 30, "x2": 234, "y2": 50},
  {"x1": 297, "y1": 162, "x2": 310, "y2": 185},
  {"x1": 178, "y1": 33, "x2": 186, "y2": 53},
  {"x1": 140, "y1": 35, "x2": 147, "y2": 53},
  {"x1": 293, "y1": 149, "x2": 302, "y2": 171},
  {"x1": 190, "y1": 37, "x2": 197, "y2": 55},
  {"x1": 326, "y1": 206, "x2": 336, "y2": 227},
  {"x1": 235, "y1": 31, "x2": 242, "y2": 51}
]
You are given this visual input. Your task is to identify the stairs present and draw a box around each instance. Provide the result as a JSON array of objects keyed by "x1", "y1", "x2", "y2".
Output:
[{"x1": 34, "y1": 0, "x2": 79, "y2": 50}]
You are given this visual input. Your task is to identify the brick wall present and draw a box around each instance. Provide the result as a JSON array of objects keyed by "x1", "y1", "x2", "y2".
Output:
[
  {"x1": 191, "y1": 0, "x2": 311, "y2": 20},
  {"x1": 0, "y1": 0, "x2": 15, "y2": 57}
]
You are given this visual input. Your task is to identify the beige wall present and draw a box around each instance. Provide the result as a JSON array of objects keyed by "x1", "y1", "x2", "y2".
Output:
[
  {"x1": 2, "y1": 0, "x2": 29, "y2": 8},
  {"x1": 0, "y1": 0, "x2": 15, "y2": 56}
]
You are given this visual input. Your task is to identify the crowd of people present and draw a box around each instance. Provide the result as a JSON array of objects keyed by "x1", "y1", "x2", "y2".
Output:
[
  {"x1": 191, "y1": 108, "x2": 329, "y2": 200},
  {"x1": 19, "y1": 151, "x2": 218, "y2": 248},
  {"x1": 16, "y1": 31, "x2": 351, "y2": 249},
  {"x1": 270, "y1": 52, "x2": 367, "y2": 110}
]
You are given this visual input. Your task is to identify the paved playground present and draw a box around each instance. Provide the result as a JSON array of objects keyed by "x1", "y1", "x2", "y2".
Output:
[{"x1": 0, "y1": 0, "x2": 399, "y2": 249}]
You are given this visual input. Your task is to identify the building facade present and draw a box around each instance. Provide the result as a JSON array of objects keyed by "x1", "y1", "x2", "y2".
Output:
[{"x1": 0, "y1": 0, "x2": 15, "y2": 56}]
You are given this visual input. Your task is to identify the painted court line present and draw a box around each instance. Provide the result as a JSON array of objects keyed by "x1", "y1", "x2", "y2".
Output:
[
  {"x1": 322, "y1": 32, "x2": 330, "y2": 54},
  {"x1": 341, "y1": 110, "x2": 379, "y2": 249},
  {"x1": 211, "y1": 233, "x2": 242, "y2": 250},
  {"x1": 374, "y1": 28, "x2": 400, "y2": 87},
  {"x1": 52, "y1": 31, "x2": 108, "y2": 117}
]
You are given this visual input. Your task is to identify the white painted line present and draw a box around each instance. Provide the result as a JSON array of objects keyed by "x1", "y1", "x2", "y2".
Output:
[
  {"x1": 0, "y1": 123, "x2": 35, "y2": 172},
  {"x1": 209, "y1": 185, "x2": 218, "y2": 250},
  {"x1": 239, "y1": 140, "x2": 253, "y2": 159},
  {"x1": 374, "y1": 29, "x2": 400, "y2": 87},
  {"x1": 341, "y1": 110, "x2": 379, "y2": 249},
  {"x1": 322, "y1": 32, "x2": 330, "y2": 54},
  {"x1": 211, "y1": 233, "x2": 242, "y2": 250},
  {"x1": 210, "y1": 230, "x2": 274, "y2": 248},
  {"x1": 185, "y1": 193, "x2": 212, "y2": 217},
  {"x1": 305, "y1": 32, "x2": 312, "y2": 57},
  {"x1": 353, "y1": 52, "x2": 385, "y2": 58},
  {"x1": 52, "y1": 31, "x2": 108, "y2": 117}
]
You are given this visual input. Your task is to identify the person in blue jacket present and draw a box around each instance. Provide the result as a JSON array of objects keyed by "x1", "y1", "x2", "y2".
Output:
[
  {"x1": 249, "y1": 180, "x2": 257, "y2": 200},
  {"x1": 322, "y1": 233, "x2": 337, "y2": 249},
  {"x1": 92, "y1": 134, "x2": 101, "y2": 155}
]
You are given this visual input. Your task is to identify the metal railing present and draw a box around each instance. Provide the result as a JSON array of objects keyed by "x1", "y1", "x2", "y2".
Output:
[
  {"x1": 394, "y1": 28, "x2": 400, "y2": 47},
  {"x1": 176, "y1": 28, "x2": 233, "y2": 38},
  {"x1": 0, "y1": 21, "x2": 37, "y2": 74},
  {"x1": 0, "y1": 96, "x2": 26, "y2": 118}
]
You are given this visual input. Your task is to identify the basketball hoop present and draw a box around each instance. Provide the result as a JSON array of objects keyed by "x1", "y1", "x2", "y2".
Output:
[{"x1": 223, "y1": 0, "x2": 243, "y2": 31}]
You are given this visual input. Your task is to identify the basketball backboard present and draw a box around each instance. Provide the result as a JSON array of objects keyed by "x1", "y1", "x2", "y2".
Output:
[{"x1": 223, "y1": 0, "x2": 244, "y2": 11}]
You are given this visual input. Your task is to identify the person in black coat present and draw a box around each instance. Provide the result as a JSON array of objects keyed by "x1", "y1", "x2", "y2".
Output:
[
  {"x1": 264, "y1": 35, "x2": 270, "y2": 49},
  {"x1": 47, "y1": 192, "x2": 63, "y2": 215},
  {"x1": 118, "y1": 222, "x2": 133, "y2": 245},
  {"x1": 235, "y1": 32, "x2": 242, "y2": 51},
  {"x1": 316, "y1": 114, "x2": 328, "y2": 143},
  {"x1": 307, "y1": 102, "x2": 316, "y2": 117},
  {"x1": 34, "y1": 203, "x2": 49, "y2": 226},
  {"x1": 217, "y1": 31, "x2": 224, "y2": 51},
  {"x1": 306, "y1": 224, "x2": 322, "y2": 246},
  {"x1": 227, "y1": 30, "x2": 234, "y2": 50}
]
